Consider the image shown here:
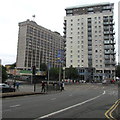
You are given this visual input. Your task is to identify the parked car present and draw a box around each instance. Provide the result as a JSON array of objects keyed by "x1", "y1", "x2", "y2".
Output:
[{"x1": 0, "y1": 83, "x2": 16, "y2": 93}]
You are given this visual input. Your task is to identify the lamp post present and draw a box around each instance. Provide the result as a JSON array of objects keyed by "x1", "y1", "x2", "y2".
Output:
[
  {"x1": 63, "y1": 67, "x2": 65, "y2": 81},
  {"x1": 59, "y1": 64, "x2": 61, "y2": 82}
]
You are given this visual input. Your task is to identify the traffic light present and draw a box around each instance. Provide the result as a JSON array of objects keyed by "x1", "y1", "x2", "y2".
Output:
[{"x1": 32, "y1": 66, "x2": 36, "y2": 75}]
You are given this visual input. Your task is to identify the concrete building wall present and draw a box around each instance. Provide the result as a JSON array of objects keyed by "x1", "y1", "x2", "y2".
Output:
[
  {"x1": 16, "y1": 19, "x2": 65, "y2": 70},
  {"x1": 16, "y1": 24, "x2": 27, "y2": 69},
  {"x1": 64, "y1": 2, "x2": 116, "y2": 81}
]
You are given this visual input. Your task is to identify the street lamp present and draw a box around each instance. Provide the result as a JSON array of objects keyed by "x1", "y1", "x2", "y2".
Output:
[{"x1": 63, "y1": 67, "x2": 65, "y2": 81}]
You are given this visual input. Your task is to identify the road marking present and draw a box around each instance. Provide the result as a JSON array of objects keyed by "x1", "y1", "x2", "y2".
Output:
[
  {"x1": 105, "y1": 99, "x2": 120, "y2": 120},
  {"x1": 34, "y1": 91, "x2": 106, "y2": 120},
  {"x1": 51, "y1": 98, "x2": 56, "y2": 100},
  {"x1": 10, "y1": 104, "x2": 20, "y2": 108},
  {"x1": 3, "y1": 109, "x2": 11, "y2": 112}
]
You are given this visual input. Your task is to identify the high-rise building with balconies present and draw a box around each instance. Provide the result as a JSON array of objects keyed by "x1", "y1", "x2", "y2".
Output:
[
  {"x1": 64, "y1": 2, "x2": 116, "y2": 81},
  {"x1": 16, "y1": 19, "x2": 65, "y2": 70}
]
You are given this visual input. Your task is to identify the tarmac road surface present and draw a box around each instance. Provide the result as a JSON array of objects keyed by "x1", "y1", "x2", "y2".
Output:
[{"x1": 2, "y1": 83, "x2": 119, "y2": 119}]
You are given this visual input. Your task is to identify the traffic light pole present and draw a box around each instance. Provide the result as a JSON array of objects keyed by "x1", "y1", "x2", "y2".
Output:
[{"x1": 32, "y1": 66, "x2": 36, "y2": 92}]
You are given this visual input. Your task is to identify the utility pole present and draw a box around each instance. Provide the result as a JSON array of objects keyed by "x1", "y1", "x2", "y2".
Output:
[
  {"x1": 63, "y1": 67, "x2": 65, "y2": 81},
  {"x1": 32, "y1": 66, "x2": 36, "y2": 92}
]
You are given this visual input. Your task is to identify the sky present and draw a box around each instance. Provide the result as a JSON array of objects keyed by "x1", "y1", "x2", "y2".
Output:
[{"x1": 0, "y1": 0, "x2": 119, "y2": 65}]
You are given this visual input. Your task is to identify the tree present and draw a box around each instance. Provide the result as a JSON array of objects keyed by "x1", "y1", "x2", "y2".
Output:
[
  {"x1": 49, "y1": 67, "x2": 59, "y2": 80},
  {"x1": 116, "y1": 63, "x2": 120, "y2": 78},
  {"x1": 65, "y1": 66, "x2": 79, "y2": 79},
  {"x1": 9, "y1": 63, "x2": 16, "y2": 69},
  {"x1": 2, "y1": 65, "x2": 8, "y2": 83},
  {"x1": 40, "y1": 63, "x2": 48, "y2": 71}
]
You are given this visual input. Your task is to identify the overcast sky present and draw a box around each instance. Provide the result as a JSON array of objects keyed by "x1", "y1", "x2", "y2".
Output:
[{"x1": 0, "y1": 0, "x2": 119, "y2": 65}]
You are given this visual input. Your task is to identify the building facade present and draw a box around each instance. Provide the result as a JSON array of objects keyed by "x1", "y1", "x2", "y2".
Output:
[
  {"x1": 118, "y1": 1, "x2": 120, "y2": 64},
  {"x1": 64, "y1": 2, "x2": 116, "y2": 81},
  {"x1": 16, "y1": 19, "x2": 65, "y2": 70}
]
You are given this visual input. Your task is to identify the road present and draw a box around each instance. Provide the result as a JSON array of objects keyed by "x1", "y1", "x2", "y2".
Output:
[{"x1": 2, "y1": 83, "x2": 118, "y2": 119}]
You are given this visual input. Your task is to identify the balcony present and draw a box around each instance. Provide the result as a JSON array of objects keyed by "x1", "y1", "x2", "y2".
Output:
[
  {"x1": 102, "y1": 6, "x2": 112, "y2": 10},
  {"x1": 104, "y1": 46, "x2": 111, "y2": 49},
  {"x1": 110, "y1": 51, "x2": 116, "y2": 55},
  {"x1": 63, "y1": 30, "x2": 66, "y2": 34},
  {"x1": 109, "y1": 22, "x2": 115, "y2": 25},
  {"x1": 103, "y1": 22, "x2": 109, "y2": 25},
  {"x1": 104, "y1": 61, "x2": 111, "y2": 64},
  {"x1": 110, "y1": 41, "x2": 115, "y2": 44},
  {"x1": 111, "y1": 61, "x2": 116, "y2": 65},
  {"x1": 104, "y1": 41, "x2": 110, "y2": 44},
  {"x1": 104, "y1": 56, "x2": 110, "y2": 60},
  {"x1": 103, "y1": 31, "x2": 109, "y2": 34}
]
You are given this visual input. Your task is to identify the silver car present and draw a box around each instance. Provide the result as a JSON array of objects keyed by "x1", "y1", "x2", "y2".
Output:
[{"x1": 0, "y1": 83, "x2": 16, "y2": 93}]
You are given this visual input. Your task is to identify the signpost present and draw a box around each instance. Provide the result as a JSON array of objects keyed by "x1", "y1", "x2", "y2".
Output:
[{"x1": 57, "y1": 49, "x2": 64, "y2": 82}]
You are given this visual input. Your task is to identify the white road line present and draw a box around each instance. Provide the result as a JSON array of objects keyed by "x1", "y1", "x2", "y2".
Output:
[
  {"x1": 51, "y1": 98, "x2": 56, "y2": 100},
  {"x1": 34, "y1": 91, "x2": 106, "y2": 120},
  {"x1": 10, "y1": 104, "x2": 20, "y2": 108}
]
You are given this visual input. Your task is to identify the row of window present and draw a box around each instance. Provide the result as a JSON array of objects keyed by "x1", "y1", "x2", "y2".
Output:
[{"x1": 70, "y1": 16, "x2": 112, "y2": 23}]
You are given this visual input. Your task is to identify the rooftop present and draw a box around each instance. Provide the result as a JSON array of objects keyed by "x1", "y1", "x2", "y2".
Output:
[{"x1": 65, "y1": 2, "x2": 113, "y2": 10}]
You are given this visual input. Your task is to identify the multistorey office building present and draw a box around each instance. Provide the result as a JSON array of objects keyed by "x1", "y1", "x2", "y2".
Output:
[
  {"x1": 16, "y1": 19, "x2": 65, "y2": 70},
  {"x1": 64, "y1": 3, "x2": 116, "y2": 81}
]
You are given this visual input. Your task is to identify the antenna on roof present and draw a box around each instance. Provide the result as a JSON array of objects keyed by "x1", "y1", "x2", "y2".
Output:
[{"x1": 32, "y1": 15, "x2": 35, "y2": 21}]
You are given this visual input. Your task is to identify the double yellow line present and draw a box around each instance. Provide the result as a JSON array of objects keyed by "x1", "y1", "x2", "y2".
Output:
[{"x1": 105, "y1": 99, "x2": 120, "y2": 120}]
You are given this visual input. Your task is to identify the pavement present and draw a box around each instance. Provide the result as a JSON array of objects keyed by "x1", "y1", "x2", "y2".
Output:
[{"x1": 1, "y1": 83, "x2": 61, "y2": 98}]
